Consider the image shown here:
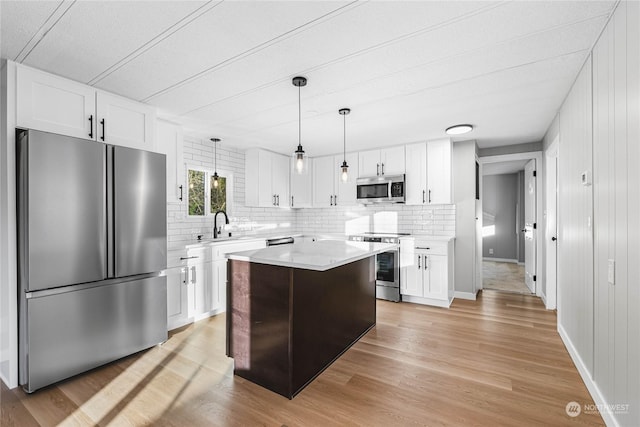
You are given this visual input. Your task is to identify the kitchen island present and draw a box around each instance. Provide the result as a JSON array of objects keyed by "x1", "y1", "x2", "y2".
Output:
[{"x1": 226, "y1": 240, "x2": 395, "y2": 399}]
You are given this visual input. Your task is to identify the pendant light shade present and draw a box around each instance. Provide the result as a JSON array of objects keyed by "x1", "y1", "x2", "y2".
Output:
[
  {"x1": 211, "y1": 138, "x2": 220, "y2": 188},
  {"x1": 339, "y1": 108, "x2": 350, "y2": 182},
  {"x1": 292, "y1": 76, "x2": 308, "y2": 174}
]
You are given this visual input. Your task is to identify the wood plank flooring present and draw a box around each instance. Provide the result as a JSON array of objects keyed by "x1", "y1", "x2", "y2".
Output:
[{"x1": 1, "y1": 291, "x2": 603, "y2": 426}]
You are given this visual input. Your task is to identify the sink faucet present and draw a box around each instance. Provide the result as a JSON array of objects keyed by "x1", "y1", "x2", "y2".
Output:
[{"x1": 213, "y1": 210, "x2": 229, "y2": 239}]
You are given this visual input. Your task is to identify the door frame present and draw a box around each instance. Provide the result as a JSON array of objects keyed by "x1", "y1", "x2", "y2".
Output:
[
  {"x1": 544, "y1": 137, "x2": 559, "y2": 310},
  {"x1": 478, "y1": 151, "x2": 544, "y2": 299}
]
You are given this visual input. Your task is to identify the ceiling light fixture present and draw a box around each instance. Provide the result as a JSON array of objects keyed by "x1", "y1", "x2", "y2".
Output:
[
  {"x1": 445, "y1": 124, "x2": 473, "y2": 135},
  {"x1": 339, "y1": 108, "x2": 350, "y2": 182},
  {"x1": 211, "y1": 137, "x2": 221, "y2": 188},
  {"x1": 292, "y1": 76, "x2": 308, "y2": 174}
]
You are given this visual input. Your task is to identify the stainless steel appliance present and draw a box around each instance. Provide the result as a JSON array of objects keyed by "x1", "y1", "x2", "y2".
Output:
[
  {"x1": 356, "y1": 174, "x2": 405, "y2": 204},
  {"x1": 348, "y1": 232, "x2": 408, "y2": 302},
  {"x1": 17, "y1": 129, "x2": 168, "y2": 393}
]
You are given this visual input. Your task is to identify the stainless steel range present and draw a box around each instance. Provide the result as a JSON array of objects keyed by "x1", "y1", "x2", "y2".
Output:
[{"x1": 348, "y1": 232, "x2": 409, "y2": 302}]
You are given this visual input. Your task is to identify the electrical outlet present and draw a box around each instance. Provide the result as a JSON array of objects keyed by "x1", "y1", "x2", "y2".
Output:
[{"x1": 489, "y1": 248, "x2": 494, "y2": 255}]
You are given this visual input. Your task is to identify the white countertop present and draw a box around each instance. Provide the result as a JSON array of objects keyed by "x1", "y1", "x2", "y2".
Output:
[
  {"x1": 227, "y1": 240, "x2": 397, "y2": 272},
  {"x1": 400, "y1": 235, "x2": 456, "y2": 242}
]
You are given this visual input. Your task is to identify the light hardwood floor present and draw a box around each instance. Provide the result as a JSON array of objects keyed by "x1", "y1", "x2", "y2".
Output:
[
  {"x1": 1, "y1": 291, "x2": 603, "y2": 426},
  {"x1": 483, "y1": 261, "x2": 532, "y2": 294}
]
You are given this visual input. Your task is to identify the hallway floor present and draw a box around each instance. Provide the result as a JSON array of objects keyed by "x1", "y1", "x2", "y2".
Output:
[{"x1": 483, "y1": 261, "x2": 532, "y2": 294}]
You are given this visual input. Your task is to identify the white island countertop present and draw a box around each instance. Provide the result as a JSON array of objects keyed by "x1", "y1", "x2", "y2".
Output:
[{"x1": 226, "y1": 240, "x2": 397, "y2": 272}]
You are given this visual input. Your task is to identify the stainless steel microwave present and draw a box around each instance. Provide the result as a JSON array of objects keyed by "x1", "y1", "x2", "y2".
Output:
[{"x1": 356, "y1": 174, "x2": 405, "y2": 203}]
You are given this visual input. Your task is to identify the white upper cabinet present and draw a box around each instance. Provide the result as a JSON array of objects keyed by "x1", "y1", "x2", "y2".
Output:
[
  {"x1": 156, "y1": 120, "x2": 184, "y2": 203},
  {"x1": 404, "y1": 139, "x2": 452, "y2": 206},
  {"x1": 96, "y1": 92, "x2": 156, "y2": 151},
  {"x1": 312, "y1": 155, "x2": 335, "y2": 207},
  {"x1": 17, "y1": 65, "x2": 95, "y2": 140},
  {"x1": 426, "y1": 138, "x2": 452, "y2": 204},
  {"x1": 313, "y1": 153, "x2": 358, "y2": 207},
  {"x1": 358, "y1": 146, "x2": 405, "y2": 177},
  {"x1": 405, "y1": 142, "x2": 428, "y2": 205},
  {"x1": 245, "y1": 148, "x2": 290, "y2": 208},
  {"x1": 16, "y1": 64, "x2": 156, "y2": 151},
  {"x1": 290, "y1": 158, "x2": 313, "y2": 208}
]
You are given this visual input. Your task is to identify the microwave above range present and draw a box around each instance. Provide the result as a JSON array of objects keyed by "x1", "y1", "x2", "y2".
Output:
[{"x1": 356, "y1": 174, "x2": 405, "y2": 204}]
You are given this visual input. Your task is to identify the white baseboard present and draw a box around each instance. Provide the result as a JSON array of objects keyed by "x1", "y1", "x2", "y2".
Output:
[
  {"x1": 483, "y1": 257, "x2": 518, "y2": 263},
  {"x1": 557, "y1": 324, "x2": 618, "y2": 427},
  {"x1": 402, "y1": 295, "x2": 451, "y2": 308},
  {"x1": 454, "y1": 291, "x2": 477, "y2": 301},
  {"x1": 517, "y1": 261, "x2": 524, "y2": 266},
  {"x1": 540, "y1": 290, "x2": 548, "y2": 308}
]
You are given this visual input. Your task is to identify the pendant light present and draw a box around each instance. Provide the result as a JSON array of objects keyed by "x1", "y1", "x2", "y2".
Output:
[
  {"x1": 211, "y1": 138, "x2": 220, "y2": 188},
  {"x1": 339, "y1": 108, "x2": 350, "y2": 182},
  {"x1": 292, "y1": 76, "x2": 307, "y2": 174}
]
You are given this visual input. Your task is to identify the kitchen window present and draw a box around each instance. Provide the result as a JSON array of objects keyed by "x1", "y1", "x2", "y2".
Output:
[{"x1": 187, "y1": 166, "x2": 233, "y2": 217}]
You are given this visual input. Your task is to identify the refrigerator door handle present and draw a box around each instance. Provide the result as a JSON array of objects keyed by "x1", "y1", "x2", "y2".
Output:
[{"x1": 106, "y1": 145, "x2": 115, "y2": 278}]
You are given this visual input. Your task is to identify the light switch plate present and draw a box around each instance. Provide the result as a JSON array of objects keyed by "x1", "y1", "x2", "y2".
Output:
[
  {"x1": 581, "y1": 170, "x2": 592, "y2": 186},
  {"x1": 608, "y1": 259, "x2": 615, "y2": 285}
]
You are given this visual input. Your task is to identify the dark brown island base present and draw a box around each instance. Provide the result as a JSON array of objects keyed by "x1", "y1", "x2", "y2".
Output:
[{"x1": 225, "y1": 240, "x2": 394, "y2": 399}]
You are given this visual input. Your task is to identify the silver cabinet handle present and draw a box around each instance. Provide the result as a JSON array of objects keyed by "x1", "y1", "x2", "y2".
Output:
[
  {"x1": 276, "y1": 194, "x2": 280, "y2": 206},
  {"x1": 180, "y1": 256, "x2": 199, "y2": 260},
  {"x1": 191, "y1": 266, "x2": 196, "y2": 284},
  {"x1": 272, "y1": 194, "x2": 276, "y2": 206},
  {"x1": 417, "y1": 255, "x2": 421, "y2": 269},
  {"x1": 330, "y1": 195, "x2": 333, "y2": 206},
  {"x1": 424, "y1": 256, "x2": 428, "y2": 269},
  {"x1": 376, "y1": 163, "x2": 380, "y2": 176},
  {"x1": 334, "y1": 194, "x2": 337, "y2": 205},
  {"x1": 423, "y1": 190, "x2": 426, "y2": 203},
  {"x1": 182, "y1": 267, "x2": 188, "y2": 285},
  {"x1": 428, "y1": 189, "x2": 432, "y2": 203},
  {"x1": 381, "y1": 163, "x2": 385, "y2": 175},
  {"x1": 291, "y1": 196, "x2": 294, "y2": 207}
]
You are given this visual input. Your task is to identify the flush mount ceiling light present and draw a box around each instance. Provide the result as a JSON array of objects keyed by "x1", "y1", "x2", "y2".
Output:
[
  {"x1": 211, "y1": 137, "x2": 221, "y2": 188},
  {"x1": 445, "y1": 124, "x2": 473, "y2": 135},
  {"x1": 292, "y1": 76, "x2": 308, "y2": 174},
  {"x1": 339, "y1": 108, "x2": 350, "y2": 182}
]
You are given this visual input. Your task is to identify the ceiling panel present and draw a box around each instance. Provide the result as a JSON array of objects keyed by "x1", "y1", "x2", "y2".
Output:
[
  {"x1": 95, "y1": 1, "x2": 353, "y2": 100},
  {"x1": 0, "y1": 0, "x2": 63, "y2": 60},
  {"x1": 22, "y1": 1, "x2": 208, "y2": 84}
]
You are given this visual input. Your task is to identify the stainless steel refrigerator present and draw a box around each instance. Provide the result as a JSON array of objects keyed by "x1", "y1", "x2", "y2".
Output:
[{"x1": 17, "y1": 129, "x2": 168, "y2": 393}]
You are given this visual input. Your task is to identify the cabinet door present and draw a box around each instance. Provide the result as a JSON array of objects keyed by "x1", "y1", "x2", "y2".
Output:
[
  {"x1": 312, "y1": 155, "x2": 335, "y2": 207},
  {"x1": 426, "y1": 255, "x2": 448, "y2": 299},
  {"x1": 17, "y1": 65, "x2": 95, "y2": 140},
  {"x1": 290, "y1": 158, "x2": 313, "y2": 208},
  {"x1": 214, "y1": 260, "x2": 227, "y2": 312},
  {"x1": 156, "y1": 120, "x2": 184, "y2": 202},
  {"x1": 358, "y1": 149, "x2": 381, "y2": 177},
  {"x1": 427, "y1": 139, "x2": 452, "y2": 204},
  {"x1": 404, "y1": 143, "x2": 427, "y2": 205},
  {"x1": 400, "y1": 241, "x2": 422, "y2": 297},
  {"x1": 245, "y1": 149, "x2": 274, "y2": 207},
  {"x1": 96, "y1": 92, "x2": 156, "y2": 151},
  {"x1": 336, "y1": 153, "x2": 358, "y2": 205},
  {"x1": 381, "y1": 146, "x2": 405, "y2": 176},
  {"x1": 271, "y1": 153, "x2": 290, "y2": 207},
  {"x1": 166, "y1": 266, "x2": 190, "y2": 330}
]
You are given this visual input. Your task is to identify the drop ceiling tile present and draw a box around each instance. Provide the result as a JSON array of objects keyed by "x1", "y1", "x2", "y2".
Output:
[
  {"x1": 0, "y1": 0, "x2": 63, "y2": 60},
  {"x1": 22, "y1": 1, "x2": 208, "y2": 84}
]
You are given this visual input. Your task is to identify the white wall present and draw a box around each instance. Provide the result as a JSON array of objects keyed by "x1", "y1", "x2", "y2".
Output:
[
  {"x1": 453, "y1": 140, "x2": 478, "y2": 295},
  {"x1": 551, "y1": 3, "x2": 640, "y2": 426}
]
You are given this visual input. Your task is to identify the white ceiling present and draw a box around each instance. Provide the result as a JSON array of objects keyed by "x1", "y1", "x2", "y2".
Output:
[
  {"x1": 1, "y1": 1, "x2": 616, "y2": 156},
  {"x1": 482, "y1": 160, "x2": 529, "y2": 176}
]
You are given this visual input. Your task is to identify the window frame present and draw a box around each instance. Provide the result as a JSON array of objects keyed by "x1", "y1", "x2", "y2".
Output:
[{"x1": 186, "y1": 164, "x2": 233, "y2": 218}]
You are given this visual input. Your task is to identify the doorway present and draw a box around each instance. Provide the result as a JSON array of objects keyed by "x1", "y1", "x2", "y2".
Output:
[
  {"x1": 479, "y1": 152, "x2": 543, "y2": 297},
  {"x1": 544, "y1": 138, "x2": 558, "y2": 309}
]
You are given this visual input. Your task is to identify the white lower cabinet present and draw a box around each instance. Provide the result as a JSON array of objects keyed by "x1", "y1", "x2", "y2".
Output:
[
  {"x1": 166, "y1": 239, "x2": 266, "y2": 331},
  {"x1": 400, "y1": 238, "x2": 455, "y2": 307}
]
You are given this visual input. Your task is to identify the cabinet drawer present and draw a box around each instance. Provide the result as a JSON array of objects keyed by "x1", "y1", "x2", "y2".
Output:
[
  {"x1": 414, "y1": 241, "x2": 447, "y2": 255},
  {"x1": 213, "y1": 240, "x2": 266, "y2": 260},
  {"x1": 167, "y1": 250, "x2": 188, "y2": 269}
]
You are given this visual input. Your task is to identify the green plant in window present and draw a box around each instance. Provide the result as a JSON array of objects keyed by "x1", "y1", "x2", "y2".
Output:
[
  {"x1": 211, "y1": 176, "x2": 227, "y2": 213},
  {"x1": 189, "y1": 170, "x2": 205, "y2": 216}
]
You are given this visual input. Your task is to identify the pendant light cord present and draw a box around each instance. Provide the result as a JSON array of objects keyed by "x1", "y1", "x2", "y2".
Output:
[
  {"x1": 343, "y1": 113, "x2": 346, "y2": 161},
  {"x1": 298, "y1": 85, "x2": 301, "y2": 149},
  {"x1": 214, "y1": 139, "x2": 217, "y2": 171}
]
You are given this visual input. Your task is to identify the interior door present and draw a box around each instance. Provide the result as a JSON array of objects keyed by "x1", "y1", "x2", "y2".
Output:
[
  {"x1": 113, "y1": 146, "x2": 167, "y2": 277},
  {"x1": 545, "y1": 153, "x2": 558, "y2": 308},
  {"x1": 524, "y1": 159, "x2": 537, "y2": 293}
]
